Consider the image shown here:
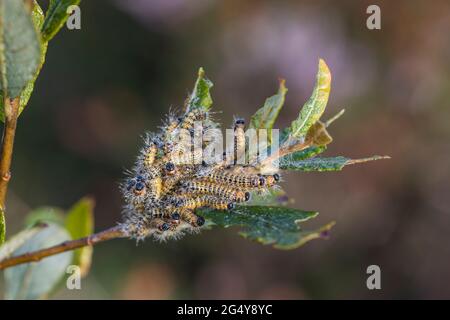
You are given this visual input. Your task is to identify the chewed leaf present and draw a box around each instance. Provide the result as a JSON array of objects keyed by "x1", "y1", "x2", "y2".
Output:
[
  {"x1": 284, "y1": 59, "x2": 331, "y2": 144},
  {"x1": 186, "y1": 67, "x2": 213, "y2": 113},
  {"x1": 4, "y1": 223, "x2": 73, "y2": 300},
  {"x1": 249, "y1": 79, "x2": 287, "y2": 143},
  {"x1": 280, "y1": 155, "x2": 390, "y2": 172},
  {"x1": 199, "y1": 206, "x2": 334, "y2": 249}
]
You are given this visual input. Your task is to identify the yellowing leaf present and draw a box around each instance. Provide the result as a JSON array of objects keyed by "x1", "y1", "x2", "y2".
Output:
[{"x1": 285, "y1": 59, "x2": 331, "y2": 144}]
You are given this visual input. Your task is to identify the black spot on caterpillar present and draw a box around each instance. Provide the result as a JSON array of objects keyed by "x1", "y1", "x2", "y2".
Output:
[{"x1": 179, "y1": 208, "x2": 205, "y2": 227}]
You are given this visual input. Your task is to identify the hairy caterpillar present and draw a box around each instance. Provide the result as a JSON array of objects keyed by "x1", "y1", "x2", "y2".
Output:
[
  {"x1": 179, "y1": 208, "x2": 205, "y2": 227},
  {"x1": 180, "y1": 109, "x2": 208, "y2": 130},
  {"x1": 181, "y1": 180, "x2": 251, "y2": 203},
  {"x1": 203, "y1": 169, "x2": 265, "y2": 188},
  {"x1": 143, "y1": 143, "x2": 157, "y2": 168},
  {"x1": 171, "y1": 194, "x2": 234, "y2": 211},
  {"x1": 234, "y1": 118, "x2": 246, "y2": 165}
]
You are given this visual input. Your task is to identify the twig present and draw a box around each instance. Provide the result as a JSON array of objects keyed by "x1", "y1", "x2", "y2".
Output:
[
  {"x1": 0, "y1": 97, "x2": 20, "y2": 215},
  {"x1": 0, "y1": 225, "x2": 126, "y2": 270}
]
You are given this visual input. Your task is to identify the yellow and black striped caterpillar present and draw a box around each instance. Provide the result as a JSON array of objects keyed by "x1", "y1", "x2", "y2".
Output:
[
  {"x1": 203, "y1": 169, "x2": 265, "y2": 188},
  {"x1": 170, "y1": 194, "x2": 234, "y2": 211},
  {"x1": 181, "y1": 180, "x2": 250, "y2": 203}
]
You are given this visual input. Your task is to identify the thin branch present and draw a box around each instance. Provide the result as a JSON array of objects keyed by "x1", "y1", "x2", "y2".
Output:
[
  {"x1": 0, "y1": 97, "x2": 20, "y2": 211},
  {"x1": 0, "y1": 225, "x2": 126, "y2": 270}
]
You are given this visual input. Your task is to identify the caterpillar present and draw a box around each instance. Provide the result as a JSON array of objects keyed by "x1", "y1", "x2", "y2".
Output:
[
  {"x1": 143, "y1": 142, "x2": 158, "y2": 168},
  {"x1": 265, "y1": 173, "x2": 281, "y2": 187},
  {"x1": 234, "y1": 118, "x2": 246, "y2": 165},
  {"x1": 146, "y1": 176, "x2": 163, "y2": 201},
  {"x1": 170, "y1": 147, "x2": 203, "y2": 165},
  {"x1": 181, "y1": 180, "x2": 251, "y2": 203},
  {"x1": 150, "y1": 217, "x2": 171, "y2": 232},
  {"x1": 165, "y1": 117, "x2": 181, "y2": 135},
  {"x1": 203, "y1": 169, "x2": 265, "y2": 188},
  {"x1": 179, "y1": 208, "x2": 205, "y2": 227},
  {"x1": 171, "y1": 194, "x2": 234, "y2": 211},
  {"x1": 161, "y1": 174, "x2": 182, "y2": 195},
  {"x1": 181, "y1": 108, "x2": 208, "y2": 130}
]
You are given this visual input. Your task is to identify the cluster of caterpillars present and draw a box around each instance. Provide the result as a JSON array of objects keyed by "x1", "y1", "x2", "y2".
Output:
[{"x1": 121, "y1": 107, "x2": 281, "y2": 241}]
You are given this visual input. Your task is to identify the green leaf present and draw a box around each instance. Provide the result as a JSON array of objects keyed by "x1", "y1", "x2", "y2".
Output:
[
  {"x1": 284, "y1": 145, "x2": 327, "y2": 162},
  {"x1": 0, "y1": 224, "x2": 46, "y2": 261},
  {"x1": 249, "y1": 79, "x2": 287, "y2": 143},
  {"x1": 41, "y1": 0, "x2": 81, "y2": 42},
  {"x1": 199, "y1": 206, "x2": 335, "y2": 249},
  {"x1": 186, "y1": 67, "x2": 213, "y2": 113},
  {"x1": 0, "y1": 208, "x2": 5, "y2": 245},
  {"x1": 4, "y1": 223, "x2": 73, "y2": 300},
  {"x1": 285, "y1": 59, "x2": 331, "y2": 144},
  {"x1": 0, "y1": 1, "x2": 48, "y2": 122},
  {"x1": 0, "y1": 0, "x2": 41, "y2": 98},
  {"x1": 280, "y1": 155, "x2": 390, "y2": 172},
  {"x1": 24, "y1": 206, "x2": 65, "y2": 227},
  {"x1": 242, "y1": 188, "x2": 290, "y2": 207},
  {"x1": 64, "y1": 197, "x2": 94, "y2": 277}
]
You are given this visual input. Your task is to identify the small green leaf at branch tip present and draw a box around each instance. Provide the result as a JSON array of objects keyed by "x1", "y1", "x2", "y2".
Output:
[
  {"x1": 285, "y1": 58, "x2": 331, "y2": 144},
  {"x1": 41, "y1": 0, "x2": 81, "y2": 42},
  {"x1": 65, "y1": 197, "x2": 95, "y2": 277},
  {"x1": 198, "y1": 206, "x2": 331, "y2": 249},
  {"x1": 186, "y1": 67, "x2": 213, "y2": 113},
  {"x1": 280, "y1": 155, "x2": 390, "y2": 172}
]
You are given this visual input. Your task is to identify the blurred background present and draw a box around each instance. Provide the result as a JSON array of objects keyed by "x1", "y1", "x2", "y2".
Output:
[{"x1": 1, "y1": 0, "x2": 450, "y2": 299}]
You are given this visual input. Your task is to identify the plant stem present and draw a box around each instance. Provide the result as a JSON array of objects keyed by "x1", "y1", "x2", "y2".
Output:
[
  {"x1": 0, "y1": 225, "x2": 126, "y2": 270},
  {"x1": 0, "y1": 97, "x2": 20, "y2": 241}
]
